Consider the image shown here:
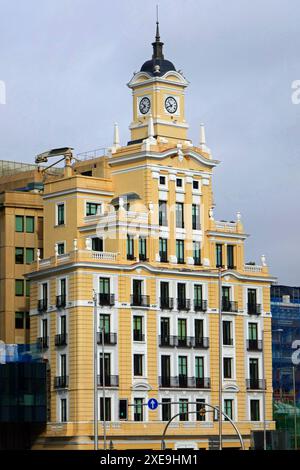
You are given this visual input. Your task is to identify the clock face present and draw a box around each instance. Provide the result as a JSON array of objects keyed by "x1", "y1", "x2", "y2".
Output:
[
  {"x1": 139, "y1": 97, "x2": 151, "y2": 115},
  {"x1": 165, "y1": 96, "x2": 178, "y2": 114}
]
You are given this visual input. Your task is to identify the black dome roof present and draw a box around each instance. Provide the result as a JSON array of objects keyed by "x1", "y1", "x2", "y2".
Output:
[{"x1": 140, "y1": 22, "x2": 176, "y2": 77}]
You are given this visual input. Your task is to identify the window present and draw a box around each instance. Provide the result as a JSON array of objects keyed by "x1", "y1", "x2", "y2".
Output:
[
  {"x1": 100, "y1": 277, "x2": 110, "y2": 295},
  {"x1": 223, "y1": 321, "x2": 233, "y2": 346},
  {"x1": 176, "y1": 178, "x2": 183, "y2": 188},
  {"x1": 249, "y1": 358, "x2": 259, "y2": 383},
  {"x1": 178, "y1": 319, "x2": 187, "y2": 344},
  {"x1": 193, "y1": 180, "x2": 199, "y2": 190},
  {"x1": 159, "y1": 238, "x2": 168, "y2": 262},
  {"x1": 133, "y1": 354, "x2": 143, "y2": 376},
  {"x1": 194, "y1": 284, "x2": 203, "y2": 310},
  {"x1": 100, "y1": 397, "x2": 111, "y2": 421},
  {"x1": 177, "y1": 283, "x2": 186, "y2": 310},
  {"x1": 248, "y1": 323, "x2": 258, "y2": 340},
  {"x1": 119, "y1": 399, "x2": 128, "y2": 420},
  {"x1": 224, "y1": 357, "x2": 233, "y2": 379},
  {"x1": 60, "y1": 315, "x2": 67, "y2": 335},
  {"x1": 92, "y1": 237, "x2": 103, "y2": 252},
  {"x1": 60, "y1": 354, "x2": 67, "y2": 377},
  {"x1": 195, "y1": 356, "x2": 204, "y2": 379},
  {"x1": 133, "y1": 316, "x2": 143, "y2": 341},
  {"x1": 159, "y1": 175, "x2": 166, "y2": 186},
  {"x1": 86, "y1": 202, "x2": 102, "y2": 216},
  {"x1": 42, "y1": 318, "x2": 48, "y2": 340},
  {"x1": 15, "y1": 215, "x2": 24, "y2": 232},
  {"x1": 127, "y1": 235, "x2": 134, "y2": 260},
  {"x1": 132, "y1": 279, "x2": 143, "y2": 302},
  {"x1": 26, "y1": 248, "x2": 35, "y2": 264},
  {"x1": 176, "y1": 239, "x2": 184, "y2": 264},
  {"x1": 160, "y1": 318, "x2": 170, "y2": 344},
  {"x1": 42, "y1": 283, "x2": 48, "y2": 301},
  {"x1": 195, "y1": 319, "x2": 204, "y2": 342},
  {"x1": 159, "y1": 200, "x2": 167, "y2": 226},
  {"x1": 192, "y1": 204, "x2": 200, "y2": 230},
  {"x1": 57, "y1": 243, "x2": 65, "y2": 255},
  {"x1": 57, "y1": 203, "x2": 65, "y2": 225},
  {"x1": 160, "y1": 282, "x2": 170, "y2": 309},
  {"x1": 26, "y1": 216, "x2": 34, "y2": 233},
  {"x1": 196, "y1": 399, "x2": 206, "y2": 421},
  {"x1": 15, "y1": 280, "x2": 24, "y2": 296},
  {"x1": 161, "y1": 355, "x2": 171, "y2": 386},
  {"x1": 176, "y1": 203, "x2": 184, "y2": 228},
  {"x1": 178, "y1": 356, "x2": 187, "y2": 386},
  {"x1": 60, "y1": 398, "x2": 67, "y2": 422},
  {"x1": 26, "y1": 280, "x2": 30, "y2": 297},
  {"x1": 179, "y1": 399, "x2": 188, "y2": 421},
  {"x1": 139, "y1": 237, "x2": 147, "y2": 261},
  {"x1": 227, "y1": 245, "x2": 234, "y2": 269},
  {"x1": 250, "y1": 399, "x2": 260, "y2": 421},
  {"x1": 224, "y1": 399, "x2": 233, "y2": 420},
  {"x1": 162, "y1": 398, "x2": 171, "y2": 421},
  {"x1": 193, "y1": 241, "x2": 201, "y2": 265},
  {"x1": 222, "y1": 286, "x2": 231, "y2": 311},
  {"x1": 134, "y1": 398, "x2": 144, "y2": 422},
  {"x1": 216, "y1": 244, "x2": 223, "y2": 267},
  {"x1": 248, "y1": 289, "x2": 257, "y2": 313},
  {"x1": 15, "y1": 248, "x2": 24, "y2": 264},
  {"x1": 15, "y1": 312, "x2": 24, "y2": 329},
  {"x1": 100, "y1": 314, "x2": 110, "y2": 334},
  {"x1": 99, "y1": 353, "x2": 111, "y2": 385}
]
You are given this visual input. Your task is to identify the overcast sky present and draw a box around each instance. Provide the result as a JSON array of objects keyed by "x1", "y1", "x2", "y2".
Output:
[{"x1": 0, "y1": 0, "x2": 299, "y2": 284}]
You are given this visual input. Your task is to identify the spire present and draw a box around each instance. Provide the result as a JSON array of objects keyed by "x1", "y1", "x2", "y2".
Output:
[{"x1": 152, "y1": 6, "x2": 164, "y2": 60}]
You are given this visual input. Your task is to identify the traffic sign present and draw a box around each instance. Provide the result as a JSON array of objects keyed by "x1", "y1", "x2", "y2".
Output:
[{"x1": 148, "y1": 398, "x2": 159, "y2": 410}]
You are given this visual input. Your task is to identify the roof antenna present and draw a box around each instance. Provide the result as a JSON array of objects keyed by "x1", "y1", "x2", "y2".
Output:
[{"x1": 156, "y1": 4, "x2": 160, "y2": 40}]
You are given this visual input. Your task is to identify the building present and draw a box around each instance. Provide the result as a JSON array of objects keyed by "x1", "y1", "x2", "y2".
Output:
[
  {"x1": 271, "y1": 285, "x2": 300, "y2": 448},
  {"x1": 26, "y1": 23, "x2": 276, "y2": 450}
]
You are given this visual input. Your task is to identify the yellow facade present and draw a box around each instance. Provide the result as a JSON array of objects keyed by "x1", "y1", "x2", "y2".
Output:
[{"x1": 26, "y1": 26, "x2": 275, "y2": 450}]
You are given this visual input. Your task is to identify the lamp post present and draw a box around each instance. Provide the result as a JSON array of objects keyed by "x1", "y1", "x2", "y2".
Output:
[
  {"x1": 93, "y1": 291, "x2": 98, "y2": 451},
  {"x1": 101, "y1": 324, "x2": 107, "y2": 450},
  {"x1": 218, "y1": 267, "x2": 223, "y2": 450}
]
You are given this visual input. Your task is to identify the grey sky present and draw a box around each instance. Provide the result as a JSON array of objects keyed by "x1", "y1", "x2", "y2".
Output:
[{"x1": 0, "y1": 0, "x2": 299, "y2": 284}]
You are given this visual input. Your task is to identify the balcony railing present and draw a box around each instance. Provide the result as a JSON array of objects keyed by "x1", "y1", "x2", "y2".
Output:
[
  {"x1": 56, "y1": 295, "x2": 66, "y2": 309},
  {"x1": 222, "y1": 300, "x2": 238, "y2": 312},
  {"x1": 97, "y1": 375, "x2": 119, "y2": 387},
  {"x1": 96, "y1": 332, "x2": 117, "y2": 345},
  {"x1": 159, "y1": 335, "x2": 177, "y2": 347},
  {"x1": 37, "y1": 298, "x2": 48, "y2": 312},
  {"x1": 246, "y1": 379, "x2": 266, "y2": 390},
  {"x1": 130, "y1": 294, "x2": 150, "y2": 307},
  {"x1": 133, "y1": 331, "x2": 145, "y2": 342},
  {"x1": 159, "y1": 376, "x2": 211, "y2": 389},
  {"x1": 193, "y1": 337, "x2": 210, "y2": 349},
  {"x1": 54, "y1": 375, "x2": 69, "y2": 389},
  {"x1": 247, "y1": 339, "x2": 263, "y2": 351},
  {"x1": 247, "y1": 303, "x2": 261, "y2": 315},
  {"x1": 158, "y1": 335, "x2": 209, "y2": 349},
  {"x1": 98, "y1": 293, "x2": 115, "y2": 306},
  {"x1": 160, "y1": 297, "x2": 174, "y2": 310},
  {"x1": 194, "y1": 300, "x2": 207, "y2": 312},
  {"x1": 37, "y1": 336, "x2": 49, "y2": 349},
  {"x1": 177, "y1": 298, "x2": 191, "y2": 311},
  {"x1": 55, "y1": 333, "x2": 68, "y2": 347}
]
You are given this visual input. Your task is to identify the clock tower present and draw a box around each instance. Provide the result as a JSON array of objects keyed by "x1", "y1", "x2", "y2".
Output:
[{"x1": 127, "y1": 22, "x2": 190, "y2": 145}]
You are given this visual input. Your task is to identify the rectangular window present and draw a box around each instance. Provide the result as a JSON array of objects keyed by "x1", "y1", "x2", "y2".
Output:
[
  {"x1": 249, "y1": 358, "x2": 259, "y2": 382},
  {"x1": 179, "y1": 399, "x2": 188, "y2": 421},
  {"x1": 176, "y1": 178, "x2": 183, "y2": 188},
  {"x1": 86, "y1": 202, "x2": 102, "y2": 216},
  {"x1": 159, "y1": 175, "x2": 166, "y2": 186},
  {"x1": 139, "y1": 237, "x2": 147, "y2": 261},
  {"x1": 60, "y1": 354, "x2": 67, "y2": 377},
  {"x1": 133, "y1": 316, "x2": 143, "y2": 341},
  {"x1": 25, "y1": 216, "x2": 34, "y2": 233},
  {"x1": 178, "y1": 319, "x2": 187, "y2": 344},
  {"x1": 134, "y1": 398, "x2": 144, "y2": 422},
  {"x1": 57, "y1": 203, "x2": 65, "y2": 225},
  {"x1": 92, "y1": 237, "x2": 103, "y2": 252},
  {"x1": 193, "y1": 241, "x2": 201, "y2": 265},
  {"x1": 60, "y1": 315, "x2": 67, "y2": 335},
  {"x1": 193, "y1": 180, "x2": 199, "y2": 190},
  {"x1": 99, "y1": 353, "x2": 111, "y2": 385},
  {"x1": 127, "y1": 235, "x2": 134, "y2": 260},
  {"x1": 15, "y1": 279, "x2": 24, "y2": 296},
  {"x1": 57, "y1": 243, "x2": 65, "y2": 255},
  {"x1": 100, "y1": 277, "x2": 110, "y2": 295},
  {"x1": 42, "y1": 318, "x2": 48, "y2": 339},
  {"x1": 15, "y1": 215, "x2": 24, "y2": 232},
  {"x1": 216, "y1": 243, "x2": 223, "y2": 267},
  {"x1": 194, "y1": 284, "x2": 203, "y2": 310},
  {"x1": 160, "y1": 317, "x2": 170, "y2": 343},
  {"x1": 176, "y1": 202, "x2": 184, "y2": 228},
  {"x1": 192, "y1": 204, "x2": 200, "y2": 230},
  {"x1": 250, "y1": 399, "x2": 260, "y2": 421},
  {"x1": 178, "y1": 356, "x2": 187, "y2": 378},
  {"x1": 100, "y1": 397, "x2": 111, "y2": 421},
  {"x1": 176, "y1": 239, "x2": 184, "y2": 264},
  {"x1": 223, "y1": 321, "x2": 233, "y2": 346},
  {"x1": 195, "y1": 356, "x2": 204, "y2": 379},
  {"x1": 15, "y1": 247, "x2": 24, "y2": 264},
  {"x1": 61, "y1": 398, "x2": 67, "y2": 422},
  {"x1": 132, "y1": 279, "x2": 142, "y2": 301},
  {"x1": 159, "y1": 200, "x2": 167, "y2": 226},
  {"x1": 133, "y1": 354, "x2": 143, "y2": 376},
  {"x1": 224, "y1": 399, "x2": 233, "y2": 420},
  {"x1": 196, "y1": 399, "x2": 206, "y2": 421},
  {"x1": 26, "y1": 248, "x2": 35, "y2": 264},
  {"x1": 161, "y1": 355, "x2": 171, "y2": 386},
  {"x1": 15, "y1": 312, "x2": 24, "y2": 329},
  {"x1": 195, "y1": 319, "x2": 204, "y2": 341},
  {"x1": 159, "y1": 238, "x2": 168, "y2": 262},
  {"x1": 222, "y1": 286, "x2": 231, "y2": 311},
  {"x1": 248, "y1": 289, "x2": 257, "y2": 313},
  {"x1": 224, "y1": 357, "x2": 233, "y2": 379},
  {"x1": 100, "y1": 314, "x2": 110, "y2": 334},
  {"x1": 162, "y1": 398, "x2": 171, "y2": 421},
  {"x1": 227, "y1": 245, "x2": 234, "y2": 269}
]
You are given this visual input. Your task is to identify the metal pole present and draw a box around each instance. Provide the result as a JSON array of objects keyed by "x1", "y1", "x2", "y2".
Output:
[
  {"x1": 93, "y1": 291, "x2": 98, "y2": 451},
  {"x1": 102, "y1": 326, "x2": 107, "y2": 450},
  {"x1": 293, "y1": 366, "x2": 297, "y2": 450},
  {"x1": 218, "y1": 267, "x2": 223, "y2": 450},
  {"x1": 262, "y1": 328, "x2": 267, "y2": 450}
]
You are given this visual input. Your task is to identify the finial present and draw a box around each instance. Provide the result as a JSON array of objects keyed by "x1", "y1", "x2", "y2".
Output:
[
  {"x1": 155, "y1": 5, "x2": 160, "y2": 41},
  {"x1": 152, "y1": 6, "x2": 164, "y2": 60},
  {"x1": 113, "y1": 122, "x2": 120, "y2": 147},
  {"x1": 199, "y1": 123, "x2": 206, "y2": 147}
]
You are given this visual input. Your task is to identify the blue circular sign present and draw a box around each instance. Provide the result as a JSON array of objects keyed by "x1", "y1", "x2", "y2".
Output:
[{"x1": 147, "y1": 398, "x2": 159, "y2": 410}]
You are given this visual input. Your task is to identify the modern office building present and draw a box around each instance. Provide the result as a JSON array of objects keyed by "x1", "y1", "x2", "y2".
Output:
[
  {"x1": 271, "y1": 285, "x2": 300, "y2": 448},
  {"x1": 23, "y1": 23, "x2": 276, "y2": 450}
]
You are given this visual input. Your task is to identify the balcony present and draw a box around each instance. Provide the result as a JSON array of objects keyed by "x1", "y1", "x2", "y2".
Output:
[
  {"x1": 130, "y1": 294, "x2": 150, "y2": 307},
  {"x1": 159, "y1": 376, "x2": 211, "y2": 389},
  {"x1": 247, "y1": 303, "x2": 261, "y2": 315},
  {"x1": 37, "y1": 298, "x2": 48, "y2": 312},
  {"x1": 96, "y1": 332, "x2": 117, "y2": 345},
  {"x1": 222, "y1": 300, "x2": 238, "y2": 313},
  {"x1": 98, "y1": 293, "x2": 115, "y2": 306},
  {"x1": 160, "y1": 297, "x2": 174, "y2": 310},
  {"x1": 194, "y1": 300, "x2": 207, "y2": 312},
  {"x1": 133, "y1": 331, "x2": 145, "y2": 342},
  {"x1": 246, "y1": 379, "x2": 266, "y2": 390},
  {"x1": 56, "y1": 295, "x2": 66, "y2": 309},
  {"x1": 159, "y1": 335, "x2": 177, "y2": 347},
  {"x1": 159, "y1": 335, "x2": 209, "y2": 349},
  {"x1": 55, "y1": 333, "x2": 68, "y2": 347},
  {"x1": 177, "y1": 298, "x2": 191, "y2": 311},
  {"x1": 37, "y1": 336, "x2": 49, "y2": 349},
  {"x1": 54, "y1": 375, "x2": 69, "y2": 389},
  {"x1": 193, "y1": 337, "x2": 209, "y2": 349},
  {"x1": 97, "y1": 375, "x2": 119, "y2": 387},
  {"x1": 247, "y1": 339, "x2": 263, "y2": 351}
]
